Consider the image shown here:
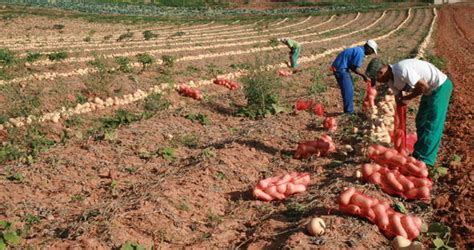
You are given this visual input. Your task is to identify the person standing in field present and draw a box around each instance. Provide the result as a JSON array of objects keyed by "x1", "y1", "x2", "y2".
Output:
[
  {"x1": 331, "y1": 40, "x2": 378, "y2": 113},
  {"x1": 366, "y1": 58, "x2": 453, "y2": 167},
  {"x1": 279, "y1": 38, "x2": 301, "y2": 73}
]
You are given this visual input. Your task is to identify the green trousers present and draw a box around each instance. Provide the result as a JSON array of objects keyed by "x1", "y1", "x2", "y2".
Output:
[
  {"x1": 290, "y1": 47, "x2": 301, "y2": 68},
  {"x1": 413, "y1": 79, "x2": 453, "y2": 166}
]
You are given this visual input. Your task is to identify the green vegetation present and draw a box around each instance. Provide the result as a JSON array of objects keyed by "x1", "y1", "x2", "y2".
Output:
[
  {"x1": 143, "y1": 93, "x2": 170, "y2": 112},
  {"x1": 185, "y1": 113, "x2": 211, "y2": 125},
  {"x1": 1, "y1": 84, "x2": 42, "y2": 117},
  {"x1": 180, "y1": 134, "x2": 200, "y2": 148},
  {"x1": 120, "y1": 241, "x2": 146, "y2": 250},
  {"x1": 114, "y1": 56, "x2": 133, "y2": 73},
  {"x1": 0, "y1": 48, "x2": 15, "y2": 66},
  {"x1": 0, "y1": 144, "x2": 22, "y2": 163},
  {"x1": 161, "y1": 55, "x2": 176, "y2": 68},
  {"x1": 0, "y1": 220, "x2": 22, "y2": 249},
  {"x1": 239, "y1": 67, "x2": 286, "y2": 119},
  {"x1": 309, "y1": 69, "x2": 328, "y2": 95},
  {"x1": 284, "y1": 201, "x2": 307, "y2": 217},
  {"x1": 143, "y1": 30, "x2": 158, "y2": 40},
  {"x1": 117, "y1": 30, "x2": 134, "y2": 42},
  {"x1": 429, "y1": 166, "x2": 448, "y2": 182},
  {"x1": 421, "y1": 222, "x2": 454, "y2": 249},
  {"x1": 136, "y1": 53, "x2": 154, "y2": 71},
  {"x1": 101, "y1": 109, "x2": 141, "y2": 129},
  {"x1": 47, "y1": 51, "x2": 68, "y2": 61},
  {"x1": 202, "y1": 147, "x2": 217, "y2": 160},
  {"x1": 5, "y1": 167, "x2": 24, "y2": 182},
  {"x1": 158, "y1": 147, "x2": 176, "y2": 161},
  {"x1": 26, "y1": 52, "x2": 42, "y2": 62}
]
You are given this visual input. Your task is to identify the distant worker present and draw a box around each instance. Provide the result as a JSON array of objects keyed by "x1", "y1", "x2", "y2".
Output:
[
  {"x1": 279, "y1": 38, "x2": 301, "y2": 72},
  {"x1": 331, "y1": 40, "x2": 378, "y2": 113},
  {"x1": 366, "y1": 58, "x2": 453, "y2": 167}
]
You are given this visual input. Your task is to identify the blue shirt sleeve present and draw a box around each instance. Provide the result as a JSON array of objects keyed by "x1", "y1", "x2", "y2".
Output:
[{"x1": 351, "y1": 47, "x2": 365, "y2": 69}]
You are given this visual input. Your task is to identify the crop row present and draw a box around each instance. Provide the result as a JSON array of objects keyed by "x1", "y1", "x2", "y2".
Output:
[
  {"x1": 415, "y1": 8, "x2": 437, "y2": 59},
  {"x1": 0, "y1": 20, "x2": 221, "y2": 46},
  {"x1": 0, "y1": 20, "x2": 202, "y2": 44},
  {"x1": 0, "y1": 13, "x2": 364, "y2": 85},
  {"x1": 0, "y1": 9, "x2": 413, "y2": 131},
  {"x1": 25, "y1": 15, "x2": 339, "y2": 66},
  {"x1": 10, "y1": 17, "x2": 304, "y2": 52}
]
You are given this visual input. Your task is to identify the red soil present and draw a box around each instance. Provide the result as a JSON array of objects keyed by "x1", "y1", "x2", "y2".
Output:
[{"x1": 434, "y1": 4, "x2": 474, "y2": 249}]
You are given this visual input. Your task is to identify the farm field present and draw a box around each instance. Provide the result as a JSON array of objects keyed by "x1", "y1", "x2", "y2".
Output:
[{"x1": 0, "y1": 2, "x2": 472, "y2": 249}]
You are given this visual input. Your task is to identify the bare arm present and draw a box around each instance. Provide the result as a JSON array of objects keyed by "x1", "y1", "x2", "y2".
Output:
[
  {"x1": 349, "y1": 65, "x2": 369, "y2": 82},
  {"x1": 398, "y1": 80, "x2": 430, "y2": 104}
]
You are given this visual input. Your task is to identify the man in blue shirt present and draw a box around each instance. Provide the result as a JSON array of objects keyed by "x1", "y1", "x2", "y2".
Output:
[{"x1": 331, "y1": 40, "x2": 378, "y2": 113}]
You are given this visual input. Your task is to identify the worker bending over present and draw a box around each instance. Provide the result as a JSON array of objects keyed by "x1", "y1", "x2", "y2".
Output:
[
  {"x1": 280, "y1": 38, "x2": 301, "y2": 72},
  {"x1": 332, "y1": 40, "x2": 378, "y2": 113},
  {"x1": 366, "y1": 58, "x2": 453, "y2": 166}
]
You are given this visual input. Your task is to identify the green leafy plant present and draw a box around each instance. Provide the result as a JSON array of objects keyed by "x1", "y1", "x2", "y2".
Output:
[
  {"x1": 0, "y1": 144, "x2": 22, "y2": 164},
  {"x1": 0, "y1": 68, "x2": 9, "y2": 81},
  {"x1": 76, "y1": 94, "x2": 88, "y2": 104},
  {"x1": 207, "y1": 211, "x2": 222, "y2": 224},
  {"x1": 202, "y1": 147, "x2": 216, "y2": 160},
  {"x1": 214, "y1": 171, "x2": 225, "y2": 180},
  {"x1": 158, "y1": 147, "x2": 176, "y2": 161},
  {"x1": 114, "y1": 56, "x2": 133, "y2": 73},
  {"x1": 21, "y1": 214, "x2": 40, "y2": 238},
  {"x1": 422, "y1": 222, "x2": 454, "y2": 249},
  {"x1": 136, "y1": 53, "x2": 154, "y2": 71},
  {"x1": 64, "y1": 116, "x2": 82, "y2": 128},
  {"x1": 185, "y1": 65, "x2": 200, "y2": 74},
  {"x1": 180, "y1": 134, "x2": 200, "y2": 148},
  {"x1": 393, "y1": 202, "x2": 408, "y2": 214},
  {"x1": 83, "y1": 36, "x2": 92, "y2": 42},
  {"x1": 120, "y1": 241, "x2": 146, "y2": 250},
  {"x1": 87, "y1": 55, "x2": 111, "y2": 84},
  {"x1": 143, "y1": 93, "x2": 170, "y2": 112},
  {"x1": 161, "y1": 55, "x2": 176, "y2": 68},
  {"x1": 0, "y1": 220, "x2": 22, "y2": 249},
  {"x1": 451, "y1": 154, "x2": 462, "y2": 162},
  {"x1": 117, "y1": 31, "x2": 134, "y2": 42},
  {"x1": 429, "y1": 166, "x2": 448, "y2": 182},
  {"x1": 185, "y1": 113, "x2": 211, "y2": 125},
  {"x1": 0, "y1": 48, "x2": 14, "y2": 66},
  {"x1": 26, "y1": 52, "x2": 42, "y2": 62},
  {"x1": 143, "y1": 30, "x2": 158, "y2": 40},
  {"x1": 239, "y1": 69, "x2": 286, "y2": 119},
  {"x1": 5, "y1": 169, "x2": 23, "y2": 182},
  {"x1": 47, "y1": 51, "x2": 68, "y2": 61},
  {"x1": 101, "y1": 109, "x2": 140, "y2": 129},
  {"x1": 103, "y1": 34, "x2": 112, "y2": 41},
  {"x1": 284, "y1": 202, "x2": 306, "y2": 217}
]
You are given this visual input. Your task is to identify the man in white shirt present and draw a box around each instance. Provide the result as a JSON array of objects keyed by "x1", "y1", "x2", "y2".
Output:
[{"x1": 366, "y1": 58, "x2": 453, "y2": 166}]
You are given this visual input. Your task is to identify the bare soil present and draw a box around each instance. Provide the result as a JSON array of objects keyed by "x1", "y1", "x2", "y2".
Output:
[{"x1": 434, "y1": 4, "x2": 474, "y2": 249}]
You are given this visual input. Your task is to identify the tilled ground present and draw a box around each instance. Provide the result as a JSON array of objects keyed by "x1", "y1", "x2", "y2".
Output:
[
  {"x1": 433, "y1": 4, "x2": 474, "y2": 249},
  {"x1": 0, "y1": 5, "x2": 466, "y2": 249}
]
